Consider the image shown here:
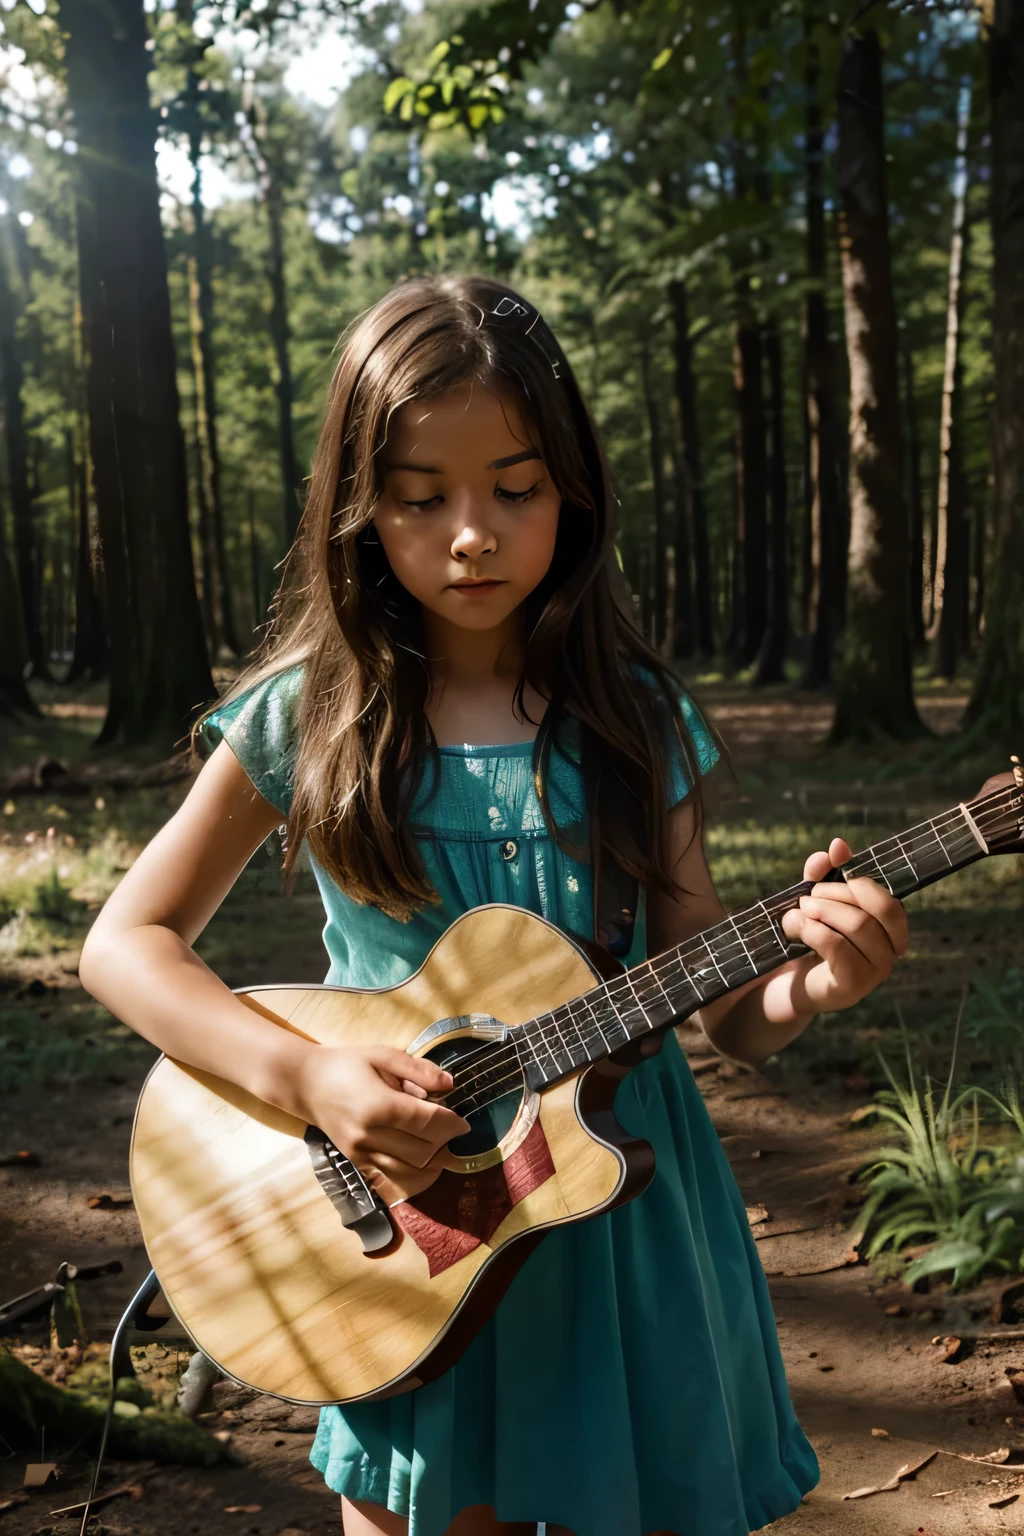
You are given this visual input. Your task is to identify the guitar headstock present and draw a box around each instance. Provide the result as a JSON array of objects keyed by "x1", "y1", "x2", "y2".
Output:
[{"x1": 967, "y1": 755, "x2": 1024, "y2": 855}]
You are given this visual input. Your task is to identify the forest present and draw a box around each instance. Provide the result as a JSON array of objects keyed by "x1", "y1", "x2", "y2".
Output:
[{"x1": 0, "y1": 0, "x2": 1020, "y2": 754}]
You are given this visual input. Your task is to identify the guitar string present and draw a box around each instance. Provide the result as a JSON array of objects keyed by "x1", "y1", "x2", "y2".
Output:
[
  {"x1": 448, "y1": 800, "x2": 1012, "y2": 1111},
  {"x1": 440, "y1": 789, "x2": 1017, "y2": 1095},
  {"x1": 448, "y1": 804, "x2": 986, "y2": 1098},
  {"x1": 444, "y1": 795, "x2": 1019, "y2": 1115}
]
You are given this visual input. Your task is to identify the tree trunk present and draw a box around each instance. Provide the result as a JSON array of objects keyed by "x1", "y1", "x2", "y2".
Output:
[
  {"x1": 964, "y1": 0, "x2": 1024, "y2": 744},
  {"x1": 265, "y1": 185, "x2": 301, "y2": 548},
  {"x1": 248, "y1": 487, "x2": 261, "y2": 638},
  {"x1": 902, "y1": 335, "x2": 926, "y2": 649},
  {"x1": 640, "y1": 344, "x2": 670, "y2": 652},
  {"x1": 831, "y1": 14, "x2": 924, "y2": 742},
  {"x1": 731, "y1": 291, "x2": 768, "y2": 668},
  {"x1": 754, "y1": 319, "x2": 790, "y2": 685},
  {"x1": 60, "y1": 0, "x2": 212, "y2": 752},
  {"x1": 188, "y1": 125, "x2": 239, "y2": 656},
  {"x1": 0, "y1": 221, "x2": 50, "y2": 681},
  {"x1": 668, "y1": 420, "x2": 695, "y2": 659},
  {"x1": 801, "y1": 1, "x2": 842, "y2": 689},
  {"x1": 668, "y1": 277, "x2": 713, "y2": 655},
  {"x1": 0, "y1": 483, "x2": 35, "y2": 715},
  {"x1": 929, "y1": 82, "x2": 972, "y2": 680},
  {"x1": 65, "y1": 424, "x2": 107, "y2": 683}
]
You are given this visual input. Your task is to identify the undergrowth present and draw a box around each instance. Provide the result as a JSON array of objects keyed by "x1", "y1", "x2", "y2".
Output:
[{"x1": 858, "y1": 990, "x2": 1024, "y2": 1290}]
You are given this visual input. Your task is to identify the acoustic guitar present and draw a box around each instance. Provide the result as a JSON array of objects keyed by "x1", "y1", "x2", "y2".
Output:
[{"x1": 130, "y1": 766, "x2": 1024, "y2": 1406}]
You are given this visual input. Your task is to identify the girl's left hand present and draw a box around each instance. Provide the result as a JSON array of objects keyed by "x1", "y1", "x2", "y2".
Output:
[{"x1": 770, "y1": 837, "x2": 909, "y2": 1022}]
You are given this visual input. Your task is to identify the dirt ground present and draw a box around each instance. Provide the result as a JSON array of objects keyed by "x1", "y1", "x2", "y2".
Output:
[{"x1": 2, "y1": 680, "x2": 1023, "y2": 1536}]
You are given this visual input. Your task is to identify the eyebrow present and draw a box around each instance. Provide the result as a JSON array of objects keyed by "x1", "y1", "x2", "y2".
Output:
[{"x1": 385, "y1": 448, "x2": 542, "y2": 474}]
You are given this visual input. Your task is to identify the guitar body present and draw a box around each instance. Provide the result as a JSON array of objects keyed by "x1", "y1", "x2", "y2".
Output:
[{"x1": 130, "y1": 905, "x2": 656, "y2": 1406}]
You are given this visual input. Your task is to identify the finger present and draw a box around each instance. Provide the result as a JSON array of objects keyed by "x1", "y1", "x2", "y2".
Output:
[
  {"x1": 359, "y1": 1123, "x2": 463, "y2": 1170},
  {"x1": 794, "y1": 896, "x2": 896, "y2": 971},
  {"x1": 828, "y1": 837, "x2": 852, "y2": 866},
  {"x1": 802, "y1": 848, "x2": 832, "y2": 882},
  {"x1": 781, "y1": 910, "x2": 865, "y2": 981},
  {"x1": 811, "y1": 875, "x2": 909, "y2": 956},
  {"x1": 370, "y1": 1046, "x2": 453, "y2": 1095},
  {"x1": 370, "y1": 1093, "x2": 472, "y2": 1146}
]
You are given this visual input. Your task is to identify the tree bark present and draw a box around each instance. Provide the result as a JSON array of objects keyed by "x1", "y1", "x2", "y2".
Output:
[
  {"x1": 668, "y1": 418, "x2": 694, "y2": 659},
  {"x1": 0, "y1": 220, "x2": 50, "y2": 681},
  {"x1": 65, "y1": 424, "x2": 107, "y2": 683},
  {"x1": 0, "y1": 484, "x2": 35, "y2": 715},
  {"x1": 831, "y1": 13, "x2": 924, "y2": 742},
  {"x1": 668, "y1": 277, "x2": 712, "y2": 655},
  {"x1": 60, "y1": 0, "x2": 212, "y2": 752},
  {"x1": 266, "y1": 184, "x2": 301, "y2": 548},
  {"x1": 754, "y1": 318, "x2": 790, "y2": 685},
  {"x1": 964, "y1": 0, "x2": 1024, "y2": 744},
  {"x1": 902, "y1": 335, "x2": 926, "y2": 649},
  {"x1": 929, "y1": 82, "x2": 972, "y2": 680},
  {"x1": 640, "y1": 344, "x2": 670, "y2": 653},
  {"x1": 188, "y1": 159, "x2": 238, "y2": 656},
  {"x1": 731, "y1": 290, "x2": 768, "y2": 668},
  {"x1": 801, "y1": 0, "x2": 841, "y2": 688}
]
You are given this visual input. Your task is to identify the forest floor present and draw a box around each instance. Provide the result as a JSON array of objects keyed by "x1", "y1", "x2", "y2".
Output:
[{"x1": 1, "y1": 674, "x2": 1023, "y2": 1536}]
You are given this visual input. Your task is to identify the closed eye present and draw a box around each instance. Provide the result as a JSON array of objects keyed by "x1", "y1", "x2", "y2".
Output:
[
  {"x1": 401, "y1": 495, "x2": 443, "y2": 510},
  {"x1": 496, "y1": 480, "x2": 541, "y2": 505}
]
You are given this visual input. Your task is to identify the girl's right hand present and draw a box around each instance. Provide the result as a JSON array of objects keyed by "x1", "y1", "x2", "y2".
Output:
[{"x1": 294, "y1": 1045, "x2": 471, "y2": 1204}]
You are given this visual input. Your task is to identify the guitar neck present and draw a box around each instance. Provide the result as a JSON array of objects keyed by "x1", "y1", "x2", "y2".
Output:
[{"x1": 510, "y1": 796, "x2": 993, "y2": 1093}]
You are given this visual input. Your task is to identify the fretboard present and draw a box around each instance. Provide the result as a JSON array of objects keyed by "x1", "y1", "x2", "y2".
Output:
[{"x1": 498, "y1": 797, "x2": 991, "y2": 1095}]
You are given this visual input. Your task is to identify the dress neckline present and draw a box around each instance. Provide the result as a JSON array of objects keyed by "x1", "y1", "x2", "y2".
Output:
[{"x1": 437, "y1": 739, "x2": 537, "y2": 758}]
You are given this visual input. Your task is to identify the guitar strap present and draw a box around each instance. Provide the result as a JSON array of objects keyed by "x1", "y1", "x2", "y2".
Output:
[{"x1": 582, "y1": 727, "x2": 640, "y2": 964}]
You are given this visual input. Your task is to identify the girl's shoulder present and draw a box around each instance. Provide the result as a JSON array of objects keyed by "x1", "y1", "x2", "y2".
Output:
[
  {"x1": 199, "y1": 663, "x2": 305, "y2": 817},
  {"x1": 626, "y1": 663, "x2": 720, "y2": 804}
]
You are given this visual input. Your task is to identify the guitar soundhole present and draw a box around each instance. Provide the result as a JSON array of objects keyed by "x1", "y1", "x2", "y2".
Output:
[{"x1": 424, "y1": 1037, "x2": 524, "y2": 1159}]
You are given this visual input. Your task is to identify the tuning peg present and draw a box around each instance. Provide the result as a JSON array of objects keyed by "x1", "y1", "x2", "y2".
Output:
[{"x1": 1013, "y1": 755, "x2": 1024, "y2": 788}]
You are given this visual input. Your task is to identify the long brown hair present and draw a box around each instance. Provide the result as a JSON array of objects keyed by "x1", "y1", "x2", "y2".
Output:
[{"x1": 197, "y1": 275, "x2": 709, "y2": 920}]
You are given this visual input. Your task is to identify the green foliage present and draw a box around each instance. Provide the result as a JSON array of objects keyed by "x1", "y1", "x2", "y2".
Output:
[
  {"x1": 30, "y1": 864, "x2": 77, "y2": 924},
  {"x1": 858, "y1": 1026, "x2": 1024, "y2": 1290}
]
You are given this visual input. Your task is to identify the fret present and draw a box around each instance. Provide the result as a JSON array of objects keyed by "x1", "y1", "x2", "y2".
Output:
[
  {"x1": 692, "y1": 934, "x2": 730, "y2": 997},
  {"x1": 546, "y1": 1009, "x2": 579, "y2": 1074},
  {"x1": 530, "y1": 1013, "x2": 565, "y2": 1078},
  {"x1": 577, "y1": 990, "x2": 614, "y2": 1052},
  {"x1": 758, "y1": 900, "x2": 791, "y2": 960},
  {"x1": 563, "y1": 998, "x2": 597, "y2": 1062},
  {"x1": 883, "y1": 832, "x2": 918, "y2": 894},
  {"x1": 661, "y1": 948, "x2": 704, "y2": 1009},
  {"x1": 622, "y1": 971, "x2": 656, "y2": 1031},
  {"x1": 645, "y1": 959, "x2": 675, "y2": 1013},
  {"x1": 727, "y1": 914, "x2": 758, "y2": 976},
  {"x1": 593, "y1": 988, "x2": 631, "y2": 1049},
  {"x1": 931, "y1": 819, "x2": 955, "y2": 869}
]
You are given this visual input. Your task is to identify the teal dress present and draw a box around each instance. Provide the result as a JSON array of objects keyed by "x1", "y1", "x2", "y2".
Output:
[{"x1": 202, "y1": 668, "x2": 818, "y2": 1536}]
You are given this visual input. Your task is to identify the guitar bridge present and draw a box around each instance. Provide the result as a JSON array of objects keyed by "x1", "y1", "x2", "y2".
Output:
[{"x1": 304, "y1": 1126, "x2": 395, "y2": 1253}]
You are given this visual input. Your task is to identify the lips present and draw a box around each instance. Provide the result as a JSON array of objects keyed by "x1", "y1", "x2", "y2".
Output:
[{"x1": 449, "y1": 579, "x2": 506, "y2": 592}]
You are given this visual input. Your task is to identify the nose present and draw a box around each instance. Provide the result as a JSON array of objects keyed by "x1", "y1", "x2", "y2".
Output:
[{"x1": 450, "y1": 503, "x2": 497, "y2": 562}]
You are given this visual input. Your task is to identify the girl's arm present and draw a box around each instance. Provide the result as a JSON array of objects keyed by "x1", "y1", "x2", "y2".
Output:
[
  {"x1": 646, "y1": 800, "x2": 908, "y2": 1067},
  {"x1": 78, "y1": 742, "x2": 468, "y2": 1201}
]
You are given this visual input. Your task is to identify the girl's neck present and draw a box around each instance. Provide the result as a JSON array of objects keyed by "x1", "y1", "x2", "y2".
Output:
[{"x1": 421, "y1": 608, "x2": 545, "y2": 747}]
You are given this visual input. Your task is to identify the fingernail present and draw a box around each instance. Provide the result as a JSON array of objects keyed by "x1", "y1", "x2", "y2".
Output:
[{"x1": 441, "y1": 1070, "x2": 454, "y2": 1085}]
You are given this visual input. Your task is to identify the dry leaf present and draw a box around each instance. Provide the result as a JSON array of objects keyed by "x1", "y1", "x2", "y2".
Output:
[
  {"x1": 224, "y1": 1505, "x2": 262, "y2": 1515},
  {"x1": 745, "y1": 1204, "x2": 770, "y2": 1227},
  {"x1": 753, "y1": 1220, "x2": 820, "y2": 1241},
  {"x1": 870, "y1": 1428, "x2": 889, "y2": 1438},
  {"x1": 1005, "y1": 1367, "x2": 1024, "y2": 1404},
  {"x1": 23, "y1": 1464, "x2": 58, "y2": 1489},
  {"x1": 86, "y1": 1191, "x2": 132, "y2": 1210},
  {"x1": 764, "y1": 1246, "x2": 860, "y2": 1278},
  {"x1": 937, "y1": 1335, "x2": 965, "y2": 1364},
  {"x1": 842, "y1": 1449, "x2": 937, "y2": 1499},
  {"x1": 884, "y1": 1304, "x2": 905, "y2": 1317},
  {"x1": 990, "y1": 1493, "x2": 1020, "y2": 1509},
  {"x1": 965, "y1": 1447, "x2": 1010, "y2": 1464}
]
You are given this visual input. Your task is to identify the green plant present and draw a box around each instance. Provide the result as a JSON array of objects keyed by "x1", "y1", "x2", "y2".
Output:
[
  {"x1": 858, "y1": 1019, "x2": 1024, "y2": 1290},
  {"x1": 31, "y1": 865, "x2": 77, "y2": 924}
]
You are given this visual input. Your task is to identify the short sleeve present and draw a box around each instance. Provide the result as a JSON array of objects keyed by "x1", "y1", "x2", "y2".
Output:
[
  {"x1": 628, "y1": 664, "x2": 720, "y2": 808},
  {"x1": 198, "y1": 665, "x2": 304, "y2": 818},
  {"x1": 667, "y1": 691, "x2": 720, "y2": 806}
]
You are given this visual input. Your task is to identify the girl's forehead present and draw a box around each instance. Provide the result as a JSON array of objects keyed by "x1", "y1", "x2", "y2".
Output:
[{"x1": 386, "y1": 385, "x2": 535, "y2": 459}]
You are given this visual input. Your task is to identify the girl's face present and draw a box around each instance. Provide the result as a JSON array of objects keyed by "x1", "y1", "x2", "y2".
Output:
[{"x1": 373, "y1": 384, "x2": 562, "y2": 637}]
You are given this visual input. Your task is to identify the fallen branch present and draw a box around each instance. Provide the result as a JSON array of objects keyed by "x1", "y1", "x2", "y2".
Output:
[{"x1": 0, "y1": 1352, "x2": 234, "y2": 1466}]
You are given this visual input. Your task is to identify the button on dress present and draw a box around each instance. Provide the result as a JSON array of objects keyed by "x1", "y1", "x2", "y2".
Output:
[{"x1": 202, "y1": 667, "x2": 818, "y2": 1536}]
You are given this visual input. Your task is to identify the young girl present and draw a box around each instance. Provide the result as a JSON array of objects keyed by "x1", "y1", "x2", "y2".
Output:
[{"x1": 80, "y1": 275, "x2": 907, "y2": 1536}]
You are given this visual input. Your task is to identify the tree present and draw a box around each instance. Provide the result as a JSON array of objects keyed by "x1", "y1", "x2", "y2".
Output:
[
  {"x1": 800, "y1": 0, "x2": 841, "y2": 688},
  {"x1": 831, "y1": 8, "x2": 924, "y2": 742},
  {"x1": 753, "y1": 316, "x2": 789, "y2": 684},
  {"x1": 963, "y1": 0, "x2": 1024, "y2": 745},
  {"x1": 60, "y1": 0, "x2": 212, "y2": 751}
]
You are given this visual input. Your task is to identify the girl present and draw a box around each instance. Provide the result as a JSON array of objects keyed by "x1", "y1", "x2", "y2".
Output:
[{"x1": 80, "y1": 275, "x2": 908, "y2": 1536}]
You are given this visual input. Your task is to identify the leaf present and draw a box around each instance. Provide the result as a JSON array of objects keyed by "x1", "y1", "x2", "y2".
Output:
[
  {"x1": 383, "y1": 77, "x2": 414, "y2": 114},
  {"x1": 651, "y1": 47, "x2": 673, "y2": 71},
  {"x1": 468, "y1": 103, "x2": 489, "y2": 129},
  {"x1": 905, "y1": 1240, "x2": 984, "y2": 1286},
  {"x1": 425, "y1": 39, "x2": 450, "y2": 71},
  {"x1": 843, "y1": 1449, "x2": 937, "y2": 1499},
  {"x1": 399, "y1": 93, "x2": 415, "y2": 122}
]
